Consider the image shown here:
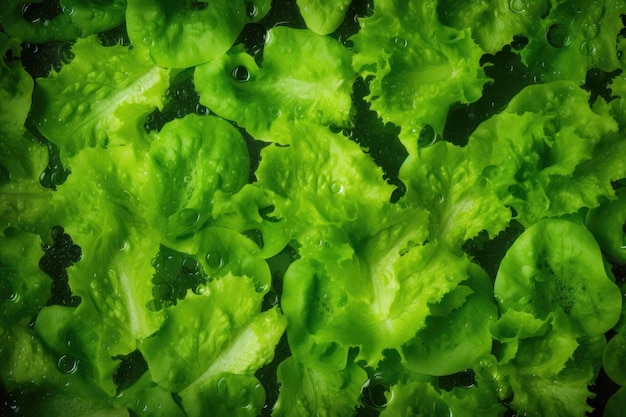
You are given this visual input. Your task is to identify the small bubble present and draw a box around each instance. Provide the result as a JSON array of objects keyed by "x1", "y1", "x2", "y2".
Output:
[
  {"x1": 456, "y1": 369, "x2": 476, "y2": 388},
  {"x1": 57, "y1": 354, "x2": 78, "y2": 374},
  {"x1": 391, "y1": 36, "x2": 407, "y2": 48},
  {"x1": 0, "y1": 279, "x2": 18, "y2": 302},
  {"x1": 232, "y1": 66, "x2": 250, "y2": 82},
  {"x1": 330, "y1": 182, "x2": 344, "y2": 194},
  {"x1": 509, "y1": 0, "x2": 529, "y2": 13},
  {"x1": 417, "y1": 125, "x2": 438, "y2": 147},
  {"x1": 205, "y1": 252, "x2": 224, "y2": 269},
  {"x1": 194, "y1": 284, "x2": 209, "y2": 295},
  {"x1": 546, "y1": 24, "x2": 570, "y2": 48},
  {"x1": 580, "y1": 41, "x2": 597, "y2": 56},
  {"x1": 181, "y1": 257, "x2": 199, "y2": 276},
  {"x1": 246, "y1": 3, "x2": 258, "y2": 18},
  {"x1": 135, "y1": 399, "x2": 148, "y2": 412},
  {"x1": 175, "y1": 208, "x2": 200, "y2": 227}
]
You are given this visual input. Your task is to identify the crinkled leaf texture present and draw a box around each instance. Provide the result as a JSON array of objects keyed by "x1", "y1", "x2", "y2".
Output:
[
  {"x1": 381, "y1": 378, "x2": 505, "y2": 417},
  {"x1": 35, "y1": 144, "x2": 164, "y2": 395},
  {"x1": 0, "y1": 0, "x2": 80, "y2": 42},
  {"x1": 146, "y1": 114, "x2": 249, "y2": 242},
  {"x1": 586, "y1": 187, "x2": 626, "y2": 264},
  {"x1": 519, "y1": 0, "x2": 626, "y2": 83},
  {"x1": 126, "y1": 0, "x2": 267, "y2": 68},
  {"x1": 437, "y1": 0, "x2": 549, "y2": 54},
  {"x1": 399, "y1": 140, "x2": 511, "y2": 247},
  {"x1": 140, "y1": 272, "x2": 285, "y2": 417},
  {"x1": 351, "y1": 0, "x2": 488, "y2": 147},
  {"x1": 195, "y1": 27, "x2": 354, "y2": 140},
  {"x1": 272, "y1": 356, "x2": 367, "y2": 417},
  {"x1": 467, "y1": 81, "x2": 625, "y2": 226},
  {"x1": 32, "y1": 35, "x2": 169, "y2": 159},
  {"x1": 495, "y1": 218, "x2": 622, "y2": 336},
  {"x1": 488, "y1": 218, "x2": 620, "y2": 416},
  {"x1": 296, "y1": 0, "x2": 352, "y2": 35}
]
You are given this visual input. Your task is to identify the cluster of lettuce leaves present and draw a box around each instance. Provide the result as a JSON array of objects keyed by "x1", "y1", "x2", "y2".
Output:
[{"x1": 1, "y1": 0, "x2": 626, "y2": 416}]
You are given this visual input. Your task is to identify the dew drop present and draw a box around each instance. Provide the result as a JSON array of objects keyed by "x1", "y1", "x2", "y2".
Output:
[
  {"x1": 391, "y1": 36, "x2": 407, "y2": 48},
  {"x1": 417, "y1": 125, "x2": 438, "y2": 147},
  {"x1": 580, "y1": 41, "x2": 597, "y2": 56},
  {"x1": 0, "y1": 279, "x2": 18, "y2": 302},
  {"x1": 181, "y1": 257, "x2": 199, "y2": 276},
  {"x1": 57, "y1": 354, "x2": 78, "y2": 374},
  {"x1": 206, "y1": 252, "x2": 224, "y2": 269},
  {"x1": 509, "y1": 0, "x2": 529, "y2": 13},
  {"x1": 546, "y1": 23, "x2": 570, "y2": 48},
  {"x1": 330, "y1": 182, "x2": 344, "y2": 194},
  {"x1": 246, "y1": 3, "x2": 258, "y2": 18},
  {"x1": 135, "y1": 399, "x2": 148, "y2": 412},
  {"x1": 175, "y1": 208, "x2": 200, "y2": 227},
  {"x1": 232, "y1": 66, "x2": 250, "y2": 82}
]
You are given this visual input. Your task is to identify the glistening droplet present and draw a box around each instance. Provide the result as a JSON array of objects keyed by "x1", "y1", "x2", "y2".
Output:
[
  {"x1": 546, "y1": 24, "x2": 570, "y2": 48},
  {"x1": 232, "y1": 66, "x2": 250, "y2": 82}
]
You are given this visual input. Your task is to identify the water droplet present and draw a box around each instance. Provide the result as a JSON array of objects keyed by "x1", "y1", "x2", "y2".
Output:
[
  {"x1": 181, "y1": 257, "x2": 199, "y2": 276},
  {"x1": 175, "y1": 208, "x2": 200, "y2": 227},
  {"x1": 155, "y1": 282, "x2": 174, "y2": 299},
  {"x1": 330, "y1": 182, "x2": 344, "y2": 194},
  {"x1": 580, "y1": 41, "x2": 597, "y2": 56},
  {"x1": 232, "y1": 66, "x2": 250, "y2": 82},
  {"x1": 0, "y1": 279, "x2": 18, "y2": 302},
  {"x1": 194, "y1": 284, "x2": 209, "y2": 295},
  {"x1": 417, "y1": 125, "x2": 438, "y2": 147},
  {"x1": 57, "y1": 354, "x2": 78, "y2": 374},
  {"x1": 546, "y1": 23, "x2": 570, "y2": 48},
  {"x1": 391, "y1": 36, "x2": 407, "y2": 48},
  {"x1": 509, "y1": 0, "x2": 529, "y2": 13},
  {"x1": 435, "y1": 193, "x2": 445, "y2": 205},
  {"x1": 246, "y1": 3, "x2": 258, "y2": 18},
  {"x1": 206, "y1": 252, "x2": 224, "y2": 269},
  {"x1": 456, "y1": 369, "x2": 476, "y2": 388},
  {"x1": 135, "y1": 399, "x2": 148, "y2": 412},
  {"x1": 142, "y1": 37, "x2": 155, "y2": 47}
]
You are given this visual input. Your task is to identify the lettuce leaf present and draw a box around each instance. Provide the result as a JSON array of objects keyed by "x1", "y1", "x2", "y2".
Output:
[
  {"x1": 351, "y1": 0, "x2": 488, "y2": 146},
  {"x1": 195, "y1": 27, "x2": 354, "y2": 140},
  {"x1": 32, "y1": 35, "x2": 169, "y2": 159}
]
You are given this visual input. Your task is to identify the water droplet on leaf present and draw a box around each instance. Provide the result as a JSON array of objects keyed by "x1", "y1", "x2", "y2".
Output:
[
  {"x1": 232, "y1": 66, "x2": 250, "y2": 82},
  {"x1": 546, "y1": 24, "x2": 570, "y2": 48},
  {"x1": 57, "y1": 354, "x2": 78, "y2": 374}
]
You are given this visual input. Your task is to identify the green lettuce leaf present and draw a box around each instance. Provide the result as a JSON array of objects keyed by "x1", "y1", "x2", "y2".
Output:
[
  {"x1": 60, "y1": 0, "x2": 126, "y2": 36},
  {"x1": 195, "y1": 27, "x2": 354, "y2": 139},
  {"x1": 296, "y1": 0, "x2": 352, "y2": 35},
  {"x1": 467, "y1": 81, "x2": 623, "y2": 225},
  {"x1": 0, "y1": 231, "x2": 49, "y2": 326},
  {"x1": 35, "y1": 144, "x2": 164, "y2": 395},
  {"x1": 381, "y1": 376, "x2": 505, "y2": 417},
  {"x1": 401, "y1": 263, "x2": 497, "y2": 376},
  {"x1": 140, "y1": 272, "x2": 285, "y2": 415},
  {"x1": 272, "y1": 356, "x2": 367, "y2": 417},
  {"x1": 126, "y1": 0, "x2": 267, "y2": 68},
  {"x1": 0, "y1": 0, "x2": 80, "y2": 42},
  {"x1": 603, "y1": 331, "x2": 626, "y2": 386},
  {"x1": 351, "y1": 0, "x2": 488, "y2": 146},
  {"x1": 494, "y1": 218, "x2": 622, "y2": 337},
  {"x1": 605, "y1": 386, "x2": 626, "y2": 417},
  {"x1": 146, "y1": 114, "x2": 249, "y2": 242},
  {"x1": 399, "y1": 140, "x2": 511, "y2": 246},
  {"x1": 437, "y1": 0, "x2": 549, "y2": 54},
  {"x1": 519, "y1": 0, "x2": 626, "y2": 84},
  {"x1": 586, "y1": 187, "x2": 626, "y2": 264},
  {"x1": 32, "y1": 35, "x2": 170, "y2": 159}
]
